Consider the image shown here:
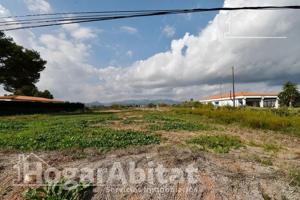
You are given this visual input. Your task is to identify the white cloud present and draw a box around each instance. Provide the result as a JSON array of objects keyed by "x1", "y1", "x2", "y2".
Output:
[
  {"x1": 0, "y1": 4, "x2": 102, "y2": 101},
  {"x1": 120, "y1": 26, "x2": 138, "y2": 34},
  {"x1": 0, "y1": 4, "x2": 9, "y2": 16},
  {"x1": 2, "y1": 0, "x2": 300, "y2": 102},
  {"x1": 24, "y1": 0, "x2": 52, "y2": 13},
  {"x1": 126, "y1": 50, "x2": 133, "y2": 57},
  {"x1": 93, "y1": 0, "x2": 300, "y2": 101},
  {"x1": 36, "y1": 33, "x2": 102, "y2": 101},
  {"x1": 162, "y1": 25, "x2": 175, "y2": 37},
  {"x1": 62, "y1": 23, "x2": 98, "y2": 40}
]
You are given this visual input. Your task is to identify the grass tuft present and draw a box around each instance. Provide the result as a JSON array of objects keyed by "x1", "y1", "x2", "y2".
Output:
[
  {"x1": 289, "y1": 169, "x2": 300, "y2": 187},
  {"x1": 23, "y1": 179, "x2": 91, "y2": 200}
]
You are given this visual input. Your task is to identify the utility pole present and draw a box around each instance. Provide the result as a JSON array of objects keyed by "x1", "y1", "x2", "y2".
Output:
[{"x1": 232, "y1": 66, "x2": 236, "y2": 107}]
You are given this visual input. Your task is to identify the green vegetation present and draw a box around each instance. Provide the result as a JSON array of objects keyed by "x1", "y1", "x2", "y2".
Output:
[
  {"x1": 250, "y1": 155, "x2": 273, "y2": 166},
  {"x1": 0, "y1": 113, "x2": 159, "y2": 151},
  {"x1": 148, "y1": 121, "x2": 207, "y2": 131},
  {"x1": 23, "y1": 180, "x2": 91, "y2": 200},
  {"x1": 278, "y1": 81, "x2": 300, "y2": 107},
  {"x1": 174, "y1": 106, "x2": 300, "y2": 136},
  {"x1": 262, "y1": 192, "x2": 272, "y2": 200},
  {"x1": 289, "y1": 169, "x2": 300, "y2": 187},
  {"x1": 187, "y1": 135, "x2": 243, "y2": 153},
  {"x1": 0, "y1": 31, "x2": 53, "y2": 98},
  {"x1": 144, "y1": 112, "x2": 208, "y2": 131},
  {"x1": 263, "y1": 143, "x2": 281, "y2": 153},
  {"x1": 122, "y1": 116, "x2": 142, "y2": 124}
]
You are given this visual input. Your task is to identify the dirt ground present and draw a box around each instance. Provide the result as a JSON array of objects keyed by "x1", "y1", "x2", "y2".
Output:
[{"x1": 0, "y1": 110, "x2": 300, "y2": 200}]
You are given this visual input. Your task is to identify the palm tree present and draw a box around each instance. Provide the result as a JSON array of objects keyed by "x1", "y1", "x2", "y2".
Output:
[{"x1": 278, "y1": 81, "x2": 300, "y2": 107}]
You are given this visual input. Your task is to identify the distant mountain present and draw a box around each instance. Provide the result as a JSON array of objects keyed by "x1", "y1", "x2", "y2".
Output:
[
  {"x1": 85, "y1": 99, "x2": 180, "y2": 107},
  {"x1": 85, "y1": 101, "x2": 104, "y2": 107}
]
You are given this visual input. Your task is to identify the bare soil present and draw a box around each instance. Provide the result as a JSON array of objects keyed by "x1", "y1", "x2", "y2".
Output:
[{"x1": 0, "y1": 110, "x2": 299, "y2": 199}]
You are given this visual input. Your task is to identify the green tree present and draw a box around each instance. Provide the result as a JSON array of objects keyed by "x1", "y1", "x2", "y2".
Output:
[
  {"x1": 278, "y1": 81, "x2": 300, "y2": 107},
  {"x1": 0, "y1": 31, "x2": 53, "y2": 98},
  {"x1": 35, "y1": 90, "x2": 54, "y2": 99}
]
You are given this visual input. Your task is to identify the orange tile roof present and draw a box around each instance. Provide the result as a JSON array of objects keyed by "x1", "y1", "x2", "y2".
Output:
[
  {"x1": 0, "y1": 95, "x2": 63, "y2": 103},
  {"x1": 204, "y1": 91, "x2": 278, "y2": 100}
]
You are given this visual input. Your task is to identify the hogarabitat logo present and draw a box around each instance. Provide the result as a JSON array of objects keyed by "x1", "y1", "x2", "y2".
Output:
[{"x1": 13, "y1": 153, "x2": 199, "y2": 187}]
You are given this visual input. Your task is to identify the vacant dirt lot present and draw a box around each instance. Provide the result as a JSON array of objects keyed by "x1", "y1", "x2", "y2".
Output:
[{"x1": 0, "y1": 108, "x2": 299, "y2": 199}]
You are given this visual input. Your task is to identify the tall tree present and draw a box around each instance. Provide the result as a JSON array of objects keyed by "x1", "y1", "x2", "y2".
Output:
[
  {"x1": 0, "y1": 31, "x2": 53, "y2": 98},
  {"x1": 278, "y1": 81, "x2": 300, "y2": 107}
]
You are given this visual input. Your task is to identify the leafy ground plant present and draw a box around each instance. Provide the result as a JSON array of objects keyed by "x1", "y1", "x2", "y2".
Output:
[
  {"x1": 144, "y1": 112, "x2": 209, "y2": 131},
  {"x1": 0, "y1": 113, "x2": 159, "y2": 151},
  {"x1": 187, "y1": 135, "x2": 243, "y2": 153},
  {"x1": 23, "y1": 180, "x2": 91, "y2": 200},
  {"x1": 147, "y1": 121, "x2": 207, "y2": 131}
]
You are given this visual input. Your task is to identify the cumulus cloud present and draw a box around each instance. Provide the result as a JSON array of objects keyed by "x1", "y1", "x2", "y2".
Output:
[
  {"x1": 62, "y1": 23, "x2": 98, "y2": 40},
  {"x1": 0, "y1": 4, "x2": 101, "y2": 101},
  {"x1": 162, "y1": 25, "x2": 176, "y2": 37},
  {"x1": 1, "y1": 0, "x2": 300, "y2": 102},
  {"x1": 94, "y1": 0, "x2": 300, "y2": 100},
  {"x1": 24, "y1": 0, "x2": 52, "y2": 13},
  {"x1": 120, "y1": 26, "x2": 138, "y2": 34},
  {"x1": 0, "y1": 4, "x2": 9, "y2": 16}
]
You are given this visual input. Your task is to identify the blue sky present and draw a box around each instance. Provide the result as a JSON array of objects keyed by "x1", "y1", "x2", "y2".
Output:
[
  {"x1": 1, "y1": 0, "x2": 223, "y2": 67},
  {"x1": 0, "y1": 0, "x2": 299, "y2": 102}
]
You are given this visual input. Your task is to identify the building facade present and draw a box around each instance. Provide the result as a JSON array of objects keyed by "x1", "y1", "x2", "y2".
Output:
[{"x1": 200, "y1": 92, "x2": 279, "y2": 108}]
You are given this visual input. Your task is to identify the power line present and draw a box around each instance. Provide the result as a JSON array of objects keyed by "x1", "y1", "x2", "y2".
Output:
[{"x1": 1, "y1": 6, "x2": 300, "y2": 31}]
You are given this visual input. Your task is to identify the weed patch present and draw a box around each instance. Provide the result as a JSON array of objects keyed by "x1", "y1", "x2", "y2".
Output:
[
  {"x1": 23, "y1": 180, "x2": 91, "y2": 200},
  {"x1": 0, "y1": 113, "x2": 159, "y2": 151},
  {"x1": 187, "y1": 135, "x2": 242, "y2": 153},
  {"x1": 175, "y1": 106, "x2": 300, "y2": 136},
  {"x1": 263, "y1": 143, "x2": 281, "y2": 153},
  {"x1": 289, "y1": 169, "x2": 300, "y2": 187},
  {"x1": 144, "y1": 112, "x2": 209, "y2": 131},
  {"x1": 148, "y1": 121, "x2": 207, "y2": 131}
]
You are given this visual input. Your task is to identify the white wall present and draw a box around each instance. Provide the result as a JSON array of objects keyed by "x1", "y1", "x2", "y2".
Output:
[
  {"x1": 211, "y1": 98, "x2": 243, "y2": 107},
  {"x1": 202, "y1": 96, "x2": 279, "y2": 108}
]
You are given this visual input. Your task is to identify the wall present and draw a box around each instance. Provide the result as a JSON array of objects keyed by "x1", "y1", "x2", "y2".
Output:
[{"x1": 0, "y1": 101, "x2": 85, "y2": 115}]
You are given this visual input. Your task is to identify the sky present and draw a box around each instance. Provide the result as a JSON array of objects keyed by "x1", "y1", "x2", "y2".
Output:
[{"x1": 0, "y1": 0, "x2": 299, "y2": 103}]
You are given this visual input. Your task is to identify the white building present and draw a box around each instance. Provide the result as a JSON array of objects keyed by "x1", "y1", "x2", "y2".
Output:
[{"x1": 200, "y1": 92, "x2": 279, "y2": 108}]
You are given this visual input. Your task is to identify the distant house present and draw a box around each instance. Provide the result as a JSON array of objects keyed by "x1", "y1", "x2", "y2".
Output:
[
  {"x1": 0, "y1": 95, "x2": 63, "y2": 103},
  {"x1": 200, "y1": 92, "x2": 279, "y2": 108}
]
